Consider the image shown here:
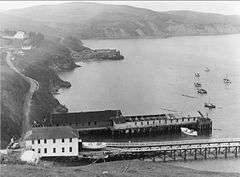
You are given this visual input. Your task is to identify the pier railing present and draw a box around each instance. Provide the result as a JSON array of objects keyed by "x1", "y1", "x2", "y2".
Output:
[
  {"x1": 79, "y1": 138, "x2": 240, "y2": 162},
  {"x1": 106, "y1": 138, "x2": 240, "y2": 148},
  {"x1": 113, "y1": 116, "x2": 201, "y2": 130}
]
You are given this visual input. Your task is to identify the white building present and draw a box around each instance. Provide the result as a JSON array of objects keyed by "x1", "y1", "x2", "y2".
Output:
[
  {"x1": 25, "y1": 126, "x2": 80, "y2": 157},
  {"x1": 14, "y1": 31, "x2": 26, "y2": 39},
  {"x1": 22, "y1": 46, "x2": 32, "y2": 50}
]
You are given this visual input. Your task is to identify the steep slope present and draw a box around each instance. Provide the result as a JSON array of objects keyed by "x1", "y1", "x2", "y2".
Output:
[
  {"x1": 0, "y1": 36, "x2": 76, "y2": 148},
  {"x1": 4, "y1": 2, "x2": 240, "y2": 39},
  {"x1": 1, "y1": 52, "x2": 29, "y2": 148},
  {"x1": 0, "y1": 32, "x2": 123, "y2": 148}
]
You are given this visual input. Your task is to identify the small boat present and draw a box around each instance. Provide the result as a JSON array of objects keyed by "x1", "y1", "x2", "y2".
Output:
[
  {"x1": 82, "y1": 142, "x2": 107, "y2": 150},
  {"x1": 181, "y1": 127, "x2": 198, "y2": 136},
  {"x1": 204, "y1": 97, "x2": 216, "y2": 109},
  {"x1": 197, "y1": 88, "x2": 207, "y2": 94},
  {"x1": 194, "y1": 82, "x2": 201, "y2": 87},
  {"x1": 195, "y1": 72, "x2": 200, "y2": 77},
  {"x1": 223, "y1": 74, "x2": 231, "y2": 84},
  {"x1": 204, "y1": 103, "x2": 216, "y2": 109},
  {"x1": 204, "y1": 67, "x2": 210, "y2": 72}
]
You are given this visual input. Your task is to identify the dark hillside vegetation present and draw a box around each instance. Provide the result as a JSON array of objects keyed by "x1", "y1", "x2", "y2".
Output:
[{"x1": 1, "y1": 52, "x2": 29, "y2": 148}]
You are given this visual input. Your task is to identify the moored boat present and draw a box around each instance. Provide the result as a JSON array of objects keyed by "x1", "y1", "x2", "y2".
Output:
[
  {"x1": 194, "y1": 82, "x2": 201, "y2": 87},
  {"x1": 204, "y1": 97, "x2": 216, "y2": 109},
  {"x1": 197, "y1": 88, "x2": 207, "y2": 94},
  {"x1": 204, "y1": 103, "x2": 216, "y2": 109},
  {"x1": 195, "y1": 72, "x2": 200, "y2": 77},
  {"x1": 223, "y1": 74, "x2": 231, "y2": 84},
  {"x1": 204, "y1": 67, "x2": 210, "y2": 72},
  {"x1": 82, "y1": 142, "x2": 107, "y2": 150},
  {"x1": 180, "y1": 127, "x2": 198, "y2": 136}
]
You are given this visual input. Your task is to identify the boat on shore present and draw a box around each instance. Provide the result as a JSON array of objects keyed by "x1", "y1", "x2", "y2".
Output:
[
  {"x1": 180, "y1": 127, "x2": 198, "y2": 136},
  {"x1": 82, "y1": 142, "x2": 107, "y2": 150}
]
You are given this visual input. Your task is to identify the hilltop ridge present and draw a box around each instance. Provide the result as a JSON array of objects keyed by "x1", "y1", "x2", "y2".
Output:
[{"x1": 1, "y1": 2, "x2": 240, "y2": 39}]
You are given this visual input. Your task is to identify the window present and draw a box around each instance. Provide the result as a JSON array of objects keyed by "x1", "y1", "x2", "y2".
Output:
[
  {"x1": 32, "y1": 149, "x2": 35, "y2": 151},
  {"x1": 38, "y1": 139, "x2": 40, "y2": 144},
  {"x1": 38, "y1": 148, "x2": 41, "y2": 153},
  {"x1": 44, "y1": 148, "x2": 47, "y2": 153},
  {"x1": 141, "y1": 122, "x2": 143, "y2": 125},
  {"x1": 53, "y1": 139, "x2": 56, "y2": 143},
  {"x1": 147, "y1": 121, "x2": 149, "y2": 125},
  {"x1": 153, "y1": 121, "x2": 155, "y2": 124},
  {"x1": 182, "y1": 118, "x2": 184, "y2": 122},
  {"x1": 32, "y1": 140, "x2": 34, "y2": 144},
  {"x1": 188, "y1": 118, "x2": 190, "y2": 121},
  {"x1": 135, "y1": 122, "x2": 137, "y2": 125},
  {"x1": 62, "y1": 147, "x2": 65, "y2": 153},
  {"x1": 88, "y1": 122, "x2": 91, "y2": 126},
  {"x1": 176, "y1": 119, "x2": 179, "y2": 122},
  {"x1": 94, "y1": 121, "x2": 97, "y2": 125},
  {"x1": 75, "y1": 123, "x2": 78, "y2": 126},
  {"x1": 62, "y1": 139, "x2": 65, "y2": 143},
  {"x1": 69, "y1": 147, "x2": 72, "y2": 152},
  {"x1": 44, "y1": 139, "x2": 47, "y2": 144},
  {"x1": 69, "y1": 138, "x2": 72, "y2": 143},
  {"x1": 56, "y1": 124, "x2": 59, "y2": 126},
  {"x1": 53, "y1": 148, "x2": 56, "y2": 153}
]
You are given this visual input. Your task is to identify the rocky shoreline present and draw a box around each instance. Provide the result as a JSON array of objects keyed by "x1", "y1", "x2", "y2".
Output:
[{"x1": 0, "y1": 32, "x2": 124, "y2": 147}]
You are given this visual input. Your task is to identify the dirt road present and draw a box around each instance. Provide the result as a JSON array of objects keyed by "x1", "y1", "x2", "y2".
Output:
[{"x1": 6, "y1": 51, "x2": 39, "y2": 134}]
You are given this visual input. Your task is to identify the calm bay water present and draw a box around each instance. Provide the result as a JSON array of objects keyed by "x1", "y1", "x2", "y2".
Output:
[{"x1": 55, "y1": 35, "x2": 240, "y2": 172}]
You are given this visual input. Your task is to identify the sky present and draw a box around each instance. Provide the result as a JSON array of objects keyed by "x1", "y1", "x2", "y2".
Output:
[{"x1": 0, "y1": 1, "x2": 240, "y2": 15}]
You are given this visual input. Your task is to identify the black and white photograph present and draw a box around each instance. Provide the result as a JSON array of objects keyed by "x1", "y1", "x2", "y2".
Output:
[{"x1": 0, "y1": 1, "x2": 240, "y2": 176}]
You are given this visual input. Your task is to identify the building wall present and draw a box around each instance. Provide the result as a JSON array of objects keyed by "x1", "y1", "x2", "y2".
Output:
[
  {"x1": 14, "y1": 31, "x2": 26, "y2": 39},
  {"x1": 113, "y1": 117, "x2": 198, "y2": 130},
  {"x1": 25, "y1": 138, "x2": 79, "y2": 157},
  {"x1": 54, "y1": 120, "x2": 112, "y2": 130}
]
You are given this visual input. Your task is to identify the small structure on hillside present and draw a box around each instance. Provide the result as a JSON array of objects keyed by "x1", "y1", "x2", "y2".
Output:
[
  {"x1": 22, "y1": 46, "x2": 32, "y2": 50},
  {"x1": 24, "y1": 126, "x2": 81, "y2": 157},
  {"x1": 14, "y1": 31, "x2": 27, "y2": 39}
]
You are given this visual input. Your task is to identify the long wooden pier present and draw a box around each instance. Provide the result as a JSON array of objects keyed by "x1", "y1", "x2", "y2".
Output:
[{"x1": 79, "y1": 138, "x2": 240, "y2": 162}]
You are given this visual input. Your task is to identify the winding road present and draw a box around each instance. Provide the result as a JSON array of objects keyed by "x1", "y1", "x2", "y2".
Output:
[{"x1": 6, "y1": 51, "x2": 39, "y2": 135}]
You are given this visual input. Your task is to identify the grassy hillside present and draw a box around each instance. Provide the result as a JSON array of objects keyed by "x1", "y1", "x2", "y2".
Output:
[
  {"x1": 2, "y1": 2, "x2": 240, "y2": 39},
  {"x1": 1, "y1": 160, "x2": 240, "y2": 177}
]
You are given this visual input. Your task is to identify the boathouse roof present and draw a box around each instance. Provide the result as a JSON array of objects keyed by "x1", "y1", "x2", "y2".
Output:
[
  {"x1": 24, "y1": 126, "x2": 78, "y2": 140},
  {"x1": 51, "y1": 110, "x2": 122, "y2": 124}
]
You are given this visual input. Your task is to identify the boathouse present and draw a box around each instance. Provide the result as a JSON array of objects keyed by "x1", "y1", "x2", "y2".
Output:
[
  {"x1": 50, "y1": 110, "x2": 122, "y2": 131},
  {"x1": 24, "y1": 126, "x2": 81, "y2": 157},
  {"x1": 49, "y1": 110, "x2": 212, "y2": 136}
]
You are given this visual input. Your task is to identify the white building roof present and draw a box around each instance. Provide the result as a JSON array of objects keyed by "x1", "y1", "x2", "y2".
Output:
[{"x1": 24, "y1": 126, "x2": 78, "y2": 140}]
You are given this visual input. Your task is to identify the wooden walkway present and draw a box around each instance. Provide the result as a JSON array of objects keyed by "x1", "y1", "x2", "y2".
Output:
[{"x1": 80, "y1": 138, "x2": 240, "y2": 162}]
